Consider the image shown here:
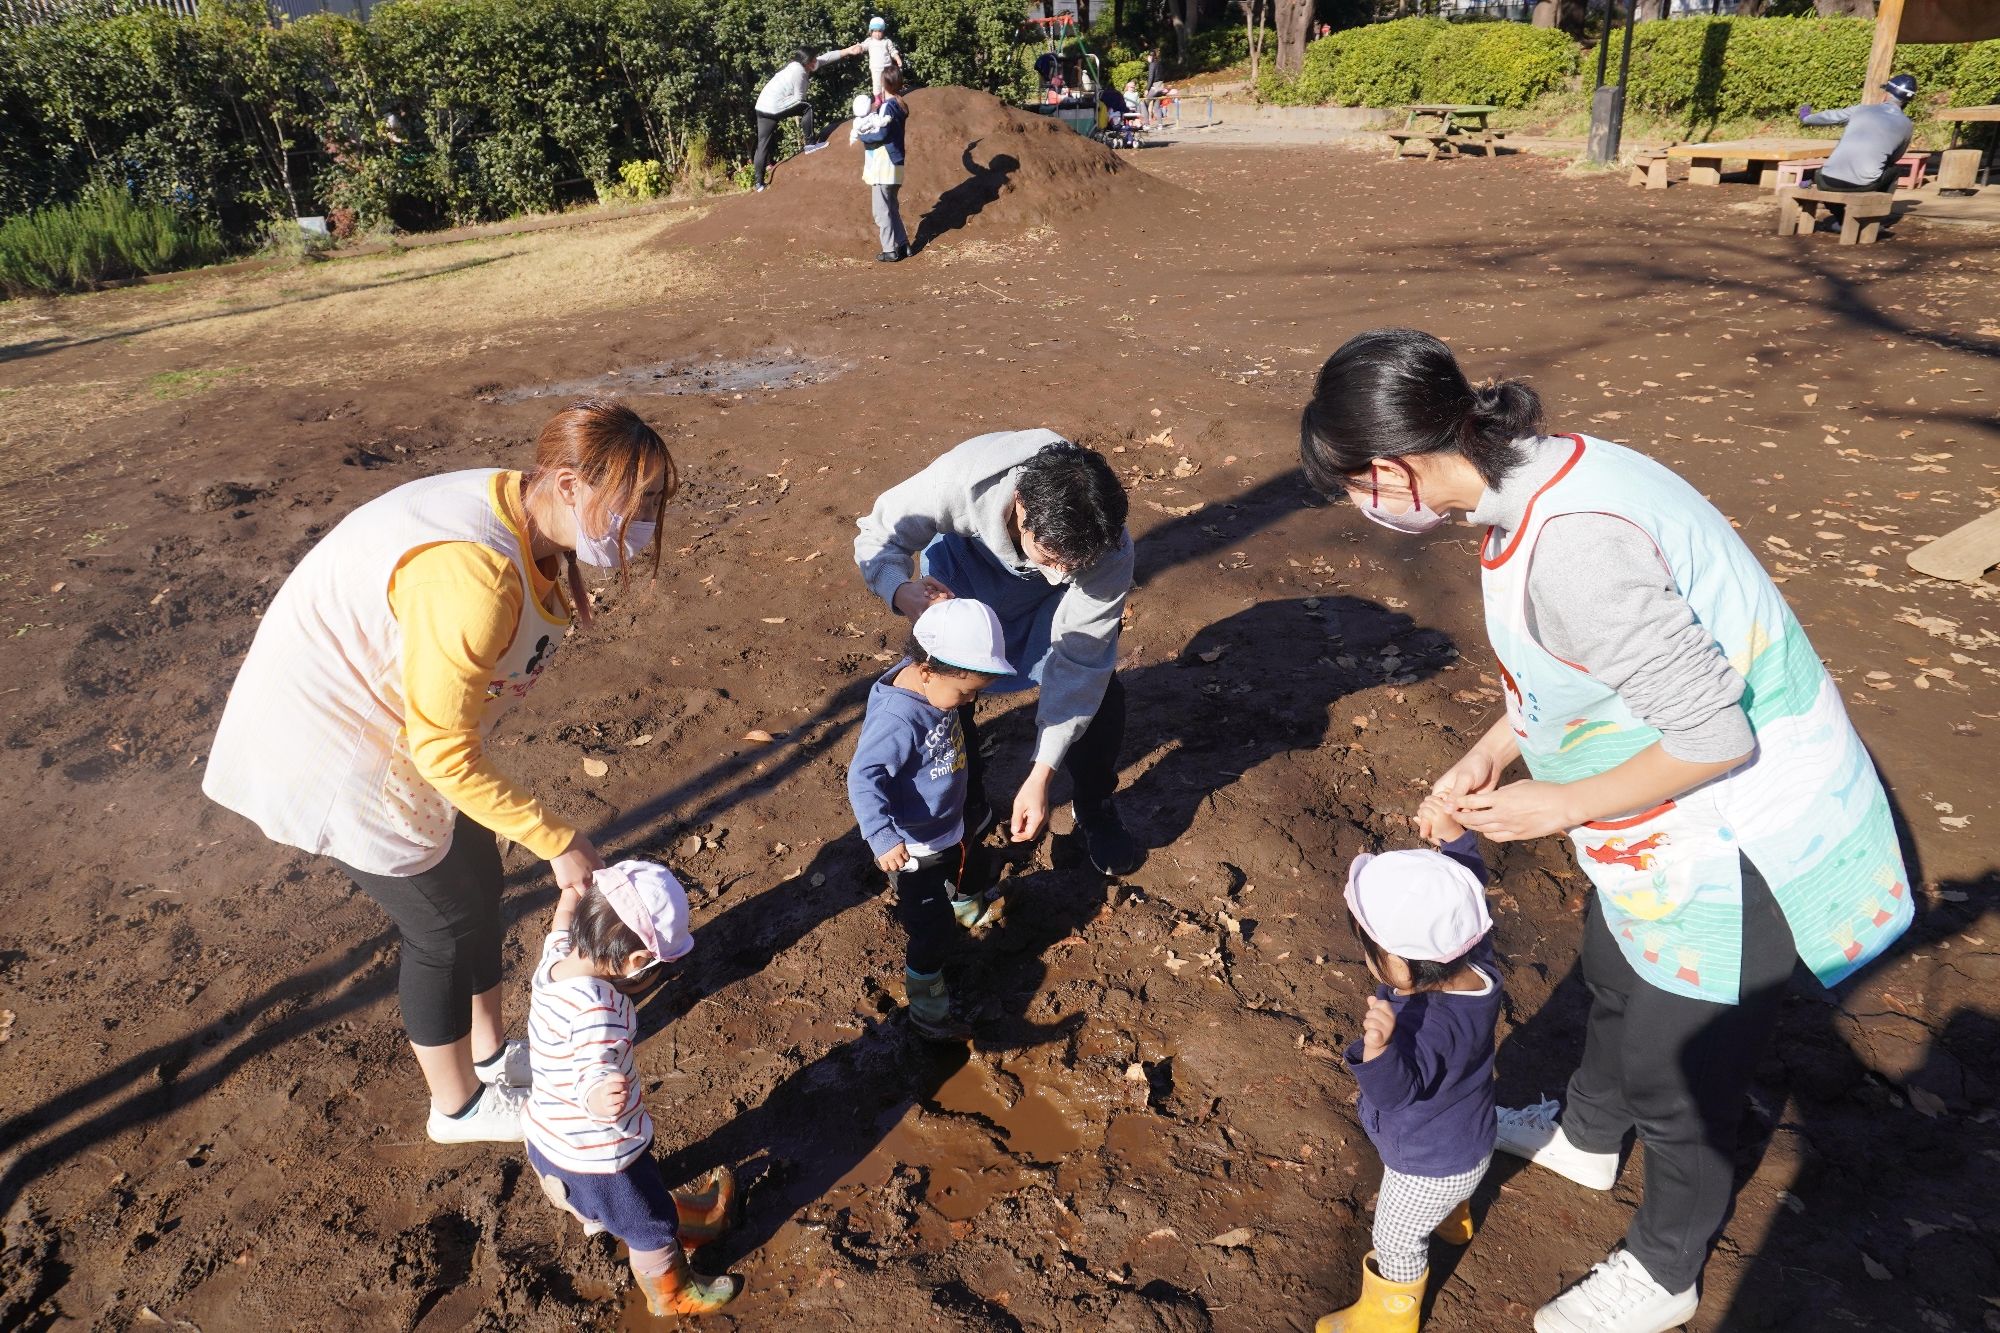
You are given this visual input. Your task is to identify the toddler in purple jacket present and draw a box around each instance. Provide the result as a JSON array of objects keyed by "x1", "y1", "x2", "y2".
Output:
[{"x1": 1317, "y1": 798, "x2": 1499, "y2": 1332}]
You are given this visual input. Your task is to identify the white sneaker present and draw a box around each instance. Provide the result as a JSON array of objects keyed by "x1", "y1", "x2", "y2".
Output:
[
  {"x1": 426, "y1": 1082, "x2": 528, "y2": 1144},
  {"x1": 1534, "y1": 1249, "x2": 1698, "y2": 1333},
  {"x1": 1496, "y1": 1097, "x2": 1620, "y2": 1191},
  {"x1": 474, "y1": 1038, "x2": 531, "y2": 1089}
]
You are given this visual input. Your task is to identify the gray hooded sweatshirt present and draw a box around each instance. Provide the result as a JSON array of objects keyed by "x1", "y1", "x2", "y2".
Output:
[{"x1": 854, "y1": 429, "x2": 1133, "y2": 770}]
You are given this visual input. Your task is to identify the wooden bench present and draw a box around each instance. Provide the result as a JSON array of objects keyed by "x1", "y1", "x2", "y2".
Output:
[
  {"x1": 1387, "y1": 129, "x2": 1505, "y2": 161},
  {"x1": 1627, "y1": 151, "x2": 1670, "y2": 189},
  {"x1": 1777, "y1": 185, "x2": 1895, "y2": 245}
]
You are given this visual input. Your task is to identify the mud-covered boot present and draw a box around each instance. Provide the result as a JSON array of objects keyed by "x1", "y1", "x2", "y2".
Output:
[
  {"x1": 671, "y1": 1166, "x2": 739, "y2": 1250},
  {"x1": 631, "y1": 1247, "x2": 741, "y2": 1317},
  {"x1": 950, "y1": 885, "x2": 1005, "y2": 929},
  {"x1": 904, "y1": 966, "x2": 974, "y2": 1042},
  {"x1": 1433, "y1": 1200, "x2": 1474, "y2": 1246},
  {"x1": 1315, "y1": 1252, "x2": 1423, "y2": 1333}
]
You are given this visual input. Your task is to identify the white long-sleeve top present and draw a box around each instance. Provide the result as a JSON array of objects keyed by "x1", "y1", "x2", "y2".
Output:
[
  {"x1": 523, "y1": 930, "x2": 654, "y2": 1173},
  {"x1": 756, "y1": 51, "x2": 848, "y2": 114}
]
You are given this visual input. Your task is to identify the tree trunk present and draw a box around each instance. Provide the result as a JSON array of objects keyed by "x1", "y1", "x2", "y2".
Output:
[
  {"x1": 1077, "y1": 0, "x2": 1091, "y2": 30},
  {"x1": 1274, "y1": 0, "x2": 1312, "y2": 75},
  {"x1": 1113, "y1": 0, "x2": 1122, "y2": 37},
  {"x1": 1532, "y1": 0, "x2": 1558, "y2": 25},
  {"x1": 1555, "y1": 0, "x2": 1592, "y2": 36}
]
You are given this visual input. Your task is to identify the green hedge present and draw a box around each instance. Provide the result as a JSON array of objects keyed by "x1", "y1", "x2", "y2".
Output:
[
  {"x1": 0, "y1": 0, "x2": 1033, "y2": 246},
  {"x1": 1260, "y1": 14, "x2": 2000, "y2": 117},
  {"x1": 1622, "y1": 16, "x2": 1995, "y2": 124},
  {"x1": 1261, "y1": 18, "x2": 1574, "y2": 108},
  {"x1": 0, "y1": 177, "x2": 224, "y2": 296}
]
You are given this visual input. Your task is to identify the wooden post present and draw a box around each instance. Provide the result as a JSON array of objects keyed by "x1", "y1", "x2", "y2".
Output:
[{"x1": 1863, "y1": 0, "x2": 1904, "y2": 105}]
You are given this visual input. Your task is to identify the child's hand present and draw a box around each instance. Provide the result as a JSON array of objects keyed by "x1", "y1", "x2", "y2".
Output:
[
  {"x1": 1417, "y1": 793, "x2": 1465, "y2": 843},
  {"x1": 1360, "y1": 995, "x2": 1396, "y2": 1061},
  {"x1": 586, "y1": 1073, "x2": 630, "y2": 1120},
  {"x1": 877, "y1": 843, "x2": 910, "y2": 873}
]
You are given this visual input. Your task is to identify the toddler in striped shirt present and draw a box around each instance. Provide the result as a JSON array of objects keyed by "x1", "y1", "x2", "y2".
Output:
[{"x1": 526, "y1": 861, "x2": 741, "y2": 1316}]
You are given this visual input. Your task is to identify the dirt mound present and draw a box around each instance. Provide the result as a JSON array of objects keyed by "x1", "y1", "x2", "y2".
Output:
[{"x1": 669, "y1": 85, "x2": 1184, "y2": 255}]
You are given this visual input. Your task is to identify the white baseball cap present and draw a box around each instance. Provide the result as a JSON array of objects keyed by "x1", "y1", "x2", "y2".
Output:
[
  {"x1": 593, "y1": 860, "x2": 694, "y2": 964},
  {"x1": 1343, "y1": 850, "x2": 1490, "y2": 962},
  {"x1": 913, "y1": 599, "x2": 1014, "y2": 678}
]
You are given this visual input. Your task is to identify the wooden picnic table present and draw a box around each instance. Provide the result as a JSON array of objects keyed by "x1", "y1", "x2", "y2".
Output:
[
  {"x1": 1388, "y1": 103, "x2": 1505, "y2": 161},
  {"x1": 1667, "y1": 138, "x2": 1835, "y2": 187}
]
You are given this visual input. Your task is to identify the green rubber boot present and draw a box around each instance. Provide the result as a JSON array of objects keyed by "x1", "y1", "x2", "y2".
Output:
[
  {"x1": 950, "y1": 885, "x2": 1005, "y2": 929},
  {"x1": 905, "y1": 966, "x2": 974, "y2": 1042}
]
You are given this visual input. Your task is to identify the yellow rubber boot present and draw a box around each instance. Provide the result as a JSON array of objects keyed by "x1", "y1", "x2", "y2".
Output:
[
  {"x1": 1432, "y1": 1200, "x2": 1474, "y2": 1246},
  {"x1": 671, "y1": 1166, "x2": 739, "y2": 1250},
  {"x1": 631, "y1": 1248, "x2": 742, "y2": 1317},
  {"x1": 1314, "y1": 1252, "x2": 1424, "y2": 1333}
]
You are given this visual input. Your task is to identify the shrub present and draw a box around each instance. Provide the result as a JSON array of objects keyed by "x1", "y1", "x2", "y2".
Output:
[
  {"x1": 1111, "y1": 57, "x2": 1146, "y2": 91},
  {"x1": 1421, "y1": 23, "x2": 1577, "y2": 108},
  {"x1": 0, "y1": 179, "x2": 223, "y2": 296}
]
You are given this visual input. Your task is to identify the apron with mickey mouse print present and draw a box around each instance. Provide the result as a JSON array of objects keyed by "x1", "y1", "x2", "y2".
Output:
[{"x1": 1480, "y1": 436, "x2": 1909, "y2": 1001}]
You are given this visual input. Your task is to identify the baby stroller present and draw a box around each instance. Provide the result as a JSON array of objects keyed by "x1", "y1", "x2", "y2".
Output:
[{"x1": 1093, "y1": 87, "x2": 1139, "y2": 150}]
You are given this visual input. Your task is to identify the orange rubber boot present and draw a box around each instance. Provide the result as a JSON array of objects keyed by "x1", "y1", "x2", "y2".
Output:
[
  {"x1": 671, "y1": 1166, "x2": 739, "y2": 1250},
  {"x1": 1314, "y1": 1252, "x2": 1423, "y2": 1333},
  {"x1": 1432, "y1": 1200, "x2": 1474, "y2": 1246},
  {"x1": 631, "y1": 1248, "x2": 741, "y2": 1317}
]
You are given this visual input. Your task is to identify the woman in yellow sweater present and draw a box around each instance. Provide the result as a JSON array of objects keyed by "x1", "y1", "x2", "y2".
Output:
[{"x1": 205, "y1": 401, "x2": 674, "y2": 1143}]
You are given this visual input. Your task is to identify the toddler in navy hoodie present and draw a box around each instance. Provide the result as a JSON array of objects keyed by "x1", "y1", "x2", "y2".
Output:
[
  {"x1": 847, "y1": 598, "x2": 1014, "y2": 1042},
  {"x1": 1316, "y1": 796, "x2": 1501, "y2": 1330}
]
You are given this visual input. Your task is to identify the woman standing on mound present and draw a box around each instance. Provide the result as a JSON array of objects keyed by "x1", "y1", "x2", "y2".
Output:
[
  {"x1": 204, "y1": 401, "x2": 673, "y2": 1145},
  {"x1": 1298, "y1": 330, "x2": 1909, "y2": 1333}
]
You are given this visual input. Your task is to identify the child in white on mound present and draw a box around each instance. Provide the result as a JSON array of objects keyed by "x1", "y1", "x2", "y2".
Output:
[
  {"x1": 1314, "y1": 797, "x2": 1501, "y2": 1333},
  {"x1": 862, "y1": 15, "x2": 902, "y2": 96},
  {"x1": 525, "y1": 862, "x2": 741, "y2": 1317}
]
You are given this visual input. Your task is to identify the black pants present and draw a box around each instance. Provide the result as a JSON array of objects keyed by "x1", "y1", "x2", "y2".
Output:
[
  {"x1": 1817, "y1": 164, "x2": 1901, "y2": 194},
  {"x1": 335, "y1": 811, "x2": 504, "y2": 1048},
  {"x1": 955, "y1": 673, "x2": 1127, "y2": 819},
  {"x1": 893, "y1": 840, "x2": 979, "y2": 975},
  {"x1": 753, "y1": 104, "x2": 813, "y2": 187},
  {"x1": 1561, "y1": 855, "x2": 1796, "y2": 1293}
]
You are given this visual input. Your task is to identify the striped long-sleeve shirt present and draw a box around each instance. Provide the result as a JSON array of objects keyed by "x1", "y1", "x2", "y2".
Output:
[{"x1": 523, "y1": 930, "x2": 654, "y2": 1173}]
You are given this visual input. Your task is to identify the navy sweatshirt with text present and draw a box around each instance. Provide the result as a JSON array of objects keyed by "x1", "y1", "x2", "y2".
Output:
[
  {"x1": 1343, "y1": 831, "x2": 1503, "y2": 1178},
  {"x1": 847, "y1": 661, "x2": 968, "y2": 858}
]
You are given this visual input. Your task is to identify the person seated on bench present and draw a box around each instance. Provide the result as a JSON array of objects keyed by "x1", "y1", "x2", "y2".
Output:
[{"x1": 1798, "y1": 73, "x2": 1916, "y2": 195}]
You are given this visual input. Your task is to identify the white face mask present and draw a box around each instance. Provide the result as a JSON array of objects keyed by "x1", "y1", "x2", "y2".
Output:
[
  {"x1": 572, "y1": 503, "x2": 656, "y2": 568},
  {"x1": 1352, "y1": 460, "x2": 1450, "y2": 534},
  {"x1": 1035, "y1": 562, "x2": 1068, "y2": 585}
]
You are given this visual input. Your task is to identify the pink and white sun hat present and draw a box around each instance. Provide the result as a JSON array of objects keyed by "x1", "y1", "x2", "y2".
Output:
[
  {"x1": 592, "y1": 860, "x2": 695, "y2": 964},
  {"x1": 1344, "y1": 849, "x2": 1491, "y2": 962}
]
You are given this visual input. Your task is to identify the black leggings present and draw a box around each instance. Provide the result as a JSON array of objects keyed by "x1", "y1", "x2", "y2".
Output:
[
  {"x1": 753, "y1": 104, "x2": 814, "y2": 187},
  {"x1": 893, "y1": 839, "x2": 979, "y2": 975},
  {"x1": 335, "y1": 811, "x2": 504, "y2": 1047}
]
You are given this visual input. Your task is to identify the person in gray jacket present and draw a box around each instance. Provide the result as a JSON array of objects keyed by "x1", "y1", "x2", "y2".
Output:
[
  {"x1": 1799, "y1": 73, "x2": 1916, "y2": 194},
  {"x1": 854, "y1": 431, "x2": 1142, "y2": 876}
]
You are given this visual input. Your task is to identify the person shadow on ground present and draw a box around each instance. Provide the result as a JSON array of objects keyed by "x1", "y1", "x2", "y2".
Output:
[{"x1": 911, "y1": 142, "x2": 1019, "y2": 255}]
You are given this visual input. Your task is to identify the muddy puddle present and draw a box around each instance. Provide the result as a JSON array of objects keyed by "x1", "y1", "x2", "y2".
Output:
[{"x1": 486, "y1": 349, "x2": 841, "y2": 405}]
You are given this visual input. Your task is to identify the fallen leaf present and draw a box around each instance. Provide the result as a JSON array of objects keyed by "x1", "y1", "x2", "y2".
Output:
[
  {"x1": 1939, "y1": 816, "x2": 1971, "y2": 829},
  {"x1": 1861, "y1": 1253, "x2": 1892, "y2": 1280},
  {"x1": 810, "y1": 872, "x2": 826, "y2": 887},
  {"x1": 1172, "y1": 457, "x2": 1200, "y2": 478},
  {"x1": 627, "y1": 734, "x2": 654, "y2": 747},
  {"x1": 1352, "y1": 715, "x2": 1370, "y2": 728},
  {"x1": 138, "y1": 1311, "x2": 168, "y2": 1327},
  {"x1": 742, "y1": 729, "x2": 775, "y2": 743},
  {"x1": 1197, "y1": 648, "x2": 1224, "y2": 663},
  {"x1": 1144, "y1": 1227, "x2": 1179, "y2": 1242},
  {"x1": 1208, "y1": 1228, "x2": 1255, "y2": 1248},
  {"x1": 1776, "y1": 1189, "x2": 1805, "y2": 1215},
  {"x1": 48, "y1": 582, "x2": 63, "y2": 593},
  {"x1": 761, "y1": 617, "x2": 787, "y2": 624},
  {"x1": 581, "y1": 757, "x2": 609, "y2": 778},
  {"x1": 1124, "y1": 1062, "x2": 1148, "y2": 1082},
  {"x1": 679, "y1": 836, "x2": 703, "y2": 857}
]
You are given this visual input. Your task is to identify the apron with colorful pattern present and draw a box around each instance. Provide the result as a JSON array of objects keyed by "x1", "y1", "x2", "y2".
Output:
[{"x1": 1480, "y1": 436, "x2": 1909, "y2": 1002}]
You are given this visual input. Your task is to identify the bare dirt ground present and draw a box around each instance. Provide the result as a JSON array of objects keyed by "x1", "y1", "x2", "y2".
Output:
[{"x1": 1, "y1": 89, "x2": 1997, "y2": 1333}]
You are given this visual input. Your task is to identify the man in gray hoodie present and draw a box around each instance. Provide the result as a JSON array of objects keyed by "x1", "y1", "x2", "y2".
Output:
[
  {"x1": 855, "y1": 430, "x2": 1141, "y2": 876},
  {"x1": 1799, "y1": 73, "x2": 1917, "y2": 194}
]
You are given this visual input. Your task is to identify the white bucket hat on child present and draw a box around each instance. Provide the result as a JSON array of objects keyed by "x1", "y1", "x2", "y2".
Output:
[
  {"x1": 853, "y1": 93, "x2": 874, "y2": 118},
  {"x1": 869, "y1": 14, "x2": 885, "y2": 28},
  {"x1": 914, "y1": 599, "x2": 1015, "y2": 678},
  {"x1": 1344, "y1": 850, "x2": 1490, "y2": 962},
  {"x1": 592, "y1": 860, "x2": 695, "y2": 964}
]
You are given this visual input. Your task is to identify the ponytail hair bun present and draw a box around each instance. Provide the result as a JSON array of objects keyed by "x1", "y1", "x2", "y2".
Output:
[{"x1": 1298, "y1": 328, "x2": 1541, "y2": 496}]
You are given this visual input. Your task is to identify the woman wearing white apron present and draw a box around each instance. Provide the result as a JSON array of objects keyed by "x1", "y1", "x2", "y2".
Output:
[
  {"x1": 203, "y1": 401, "x2": 674, "y2": 1144},
  {"x1": 1298, "y1": 330, "x2": 1909, "y2": 1333}
]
